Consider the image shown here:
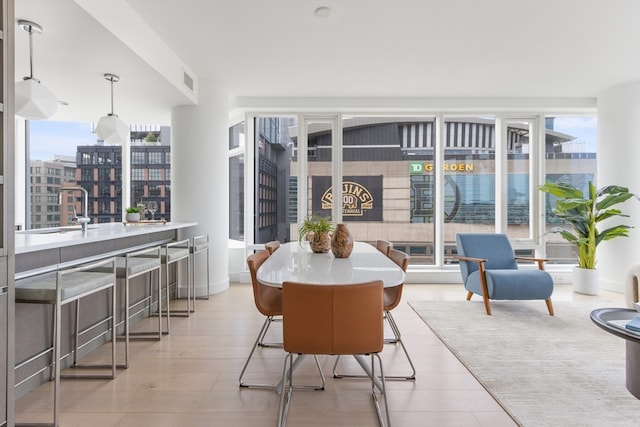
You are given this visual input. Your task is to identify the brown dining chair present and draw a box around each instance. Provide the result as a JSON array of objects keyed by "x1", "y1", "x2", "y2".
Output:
[
  {"x1": 376, "y1": 239, "x2": 393, "y2": 256},
  {"x1": 265, "y1": 240, "x2": 281, "y2": 255},
  {"x1": 278, "y1": 281, "x2": 391, "y2": 427},
  {"x1": 333, "y1": 247, "x2": 415, "y2": 381},
  {"x1": 238, "y1": 250, "x2": 283, "y2": 389}
]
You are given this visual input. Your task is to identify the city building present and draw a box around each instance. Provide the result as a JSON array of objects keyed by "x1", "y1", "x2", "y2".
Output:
[
  {"x1": 28, "y1": 155, "x2": 76, "y2": 229},
  {"x1": 76, "y1": 126, "x2": 171, "y2": 223}
]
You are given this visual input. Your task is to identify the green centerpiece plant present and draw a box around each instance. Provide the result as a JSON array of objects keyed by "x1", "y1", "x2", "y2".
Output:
[
  {"x1": 538, "y1": 180, "x2": 636, "y2": 294},
  {"x1": 298, "y1": 215, "x2": 334, "y2": 253}
]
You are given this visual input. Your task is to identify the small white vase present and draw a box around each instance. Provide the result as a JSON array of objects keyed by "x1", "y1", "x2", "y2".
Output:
[
  {"x1": 572, "y1": 267, "x2": 599, "y2": 296},
  {"x1": 125, "y1": 212, "x2": 140, "y2": 222}
]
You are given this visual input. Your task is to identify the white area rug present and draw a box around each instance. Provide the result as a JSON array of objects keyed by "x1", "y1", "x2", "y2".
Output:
[{"x1": 409, "y1": 300, "x2": 640, "y2": 427}]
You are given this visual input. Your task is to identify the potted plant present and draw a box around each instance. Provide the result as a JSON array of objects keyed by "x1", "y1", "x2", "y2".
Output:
[
  {"x1": 125, "y1": 206, "x2": 141, "y2": 222},
  {"x1": 538, "y1": 180, "x2": 635, "y2": 295},
  {"x1": 298, "y1": 215, "x2": 334, "y2": 253}
]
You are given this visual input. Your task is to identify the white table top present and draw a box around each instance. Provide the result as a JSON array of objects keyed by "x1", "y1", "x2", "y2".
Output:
[{"x1": 257, "y1": 241, "x2": 405, "y2": 288}]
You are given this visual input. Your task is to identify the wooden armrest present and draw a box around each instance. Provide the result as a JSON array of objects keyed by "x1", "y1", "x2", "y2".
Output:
[
  {"x1": 515, "y1": 256, "x2": 549, "y2": 262},
  {"x1": 453, "y1": 255, "x2": 488, "y2": 264},
  {"x1": 515, "y1": 256, "x2": 549, "y2": 270}
]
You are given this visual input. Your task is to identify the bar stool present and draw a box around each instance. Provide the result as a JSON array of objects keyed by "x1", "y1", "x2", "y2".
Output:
[
  {"x1": 191, "y1": 234, "x2": 210, "y2": 303},
  {"x1": 160, "y1": 239, "x2": 192, "y2": 328},
  {"x1": 15, "y1": 257, "x2": 118, "y2": 427},
  {"x1": 116, "y1": 245, "x2": 162, "y2": 369}
]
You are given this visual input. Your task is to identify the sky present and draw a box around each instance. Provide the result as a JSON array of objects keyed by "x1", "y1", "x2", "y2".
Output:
[
  {"x1": 29, "y1": 121, "x2": 98, "y2": 160},
  {"x1": 552, "y1": 116, "x2": 598, "y2": 152}
]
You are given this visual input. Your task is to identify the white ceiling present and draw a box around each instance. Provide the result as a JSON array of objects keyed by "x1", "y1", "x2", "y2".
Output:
[{"x1": 14, "y1": 0, "x2": 640, "y2": 124}]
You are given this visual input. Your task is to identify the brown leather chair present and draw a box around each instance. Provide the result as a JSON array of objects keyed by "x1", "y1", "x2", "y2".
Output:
[
  {"x1": 383, "y1": 248, "x2": 415, "y2": 379},
  {"x1": 265, "y1": 240, "x2": 281, "y2": 255},
  {"x1": 278, "y1": 280, "x2": 391, "y2": 427},
  {"x1": 333, "y1": 247, "x2": 415, "y2": 381},
  {"x1": 376, "y1": 239, "x2": 392, "y2": 256},
  {"x1": 238, "y1": 250, "x2": 283, "y2": 389}
]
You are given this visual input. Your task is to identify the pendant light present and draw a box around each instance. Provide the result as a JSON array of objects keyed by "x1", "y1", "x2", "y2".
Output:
[
  {"x1": 95, "y1": 73, "x2": 129, "y2": 144},
  {"x1": 15, "y1": 20, "x2": 58, "y2": 120}
]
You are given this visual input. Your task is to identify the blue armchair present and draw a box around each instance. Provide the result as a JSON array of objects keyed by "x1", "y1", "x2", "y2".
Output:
[{"x1": 455, "y1": 233, "x2": 554, "y2": 315}]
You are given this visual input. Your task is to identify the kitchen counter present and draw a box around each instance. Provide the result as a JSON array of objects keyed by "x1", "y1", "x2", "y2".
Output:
[
  {"x1": 15, "y1": 221, "x2": 197, "y2": 278},
  {"x1": 13, "y1": 221, "x2": 199, "y2": 395}
]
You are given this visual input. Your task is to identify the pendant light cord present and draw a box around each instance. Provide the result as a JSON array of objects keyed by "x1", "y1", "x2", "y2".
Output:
[
  {"x1": 28, "y1": 28, "x2": 34, "y2": 79},
  {"x1": 110, "y1": 78, "x2": 115, "y2": 115}
]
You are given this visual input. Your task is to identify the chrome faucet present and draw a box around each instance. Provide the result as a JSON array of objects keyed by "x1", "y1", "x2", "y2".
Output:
[{"x1": 58, "y1": 186, "x2": 91, "y2": 231}]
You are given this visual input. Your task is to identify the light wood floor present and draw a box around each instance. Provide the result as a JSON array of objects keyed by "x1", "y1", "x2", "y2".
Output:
[{"x1": 15, "y1": 283, "x2": 625, "y2": 426}]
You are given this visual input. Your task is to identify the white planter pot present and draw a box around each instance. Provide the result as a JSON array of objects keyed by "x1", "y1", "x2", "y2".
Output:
[
  {"x1": 572, "y1": 267, "x2": 599, "y2": 296},
  {"x1": 125, "y1": 212, "x2": 140, "y2": 222}
]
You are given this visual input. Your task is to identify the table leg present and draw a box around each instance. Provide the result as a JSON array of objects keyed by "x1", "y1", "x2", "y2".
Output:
[
  {"x1": 353, "y1": 354, "x2": 383, "y2": 392},
  {"x1": 275, "y1": 354, "x2": 307, "y2": 393},
  {"x1": 626, "y1": 340, "x2": 640, "y2": 399}
]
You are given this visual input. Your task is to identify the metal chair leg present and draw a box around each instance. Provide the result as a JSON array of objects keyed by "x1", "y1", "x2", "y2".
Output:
[
  {"x1": 239, "y1": 316, "x2": 279, "y2": 389},
  {"x1": 333, "y1": 310, "x2": 415, "y2": 381}
]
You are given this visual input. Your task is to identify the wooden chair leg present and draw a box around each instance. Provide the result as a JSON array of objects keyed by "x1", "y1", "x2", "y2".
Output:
[
  {"x1": 466, "y1": 291, "x2": 473, "y2": 301},
  {"x1": 481, "y1": 294, "x2": 492, "y2": 315},
  {"x1": 545, "y1": 298, "x2": 554, "y2": 316}
]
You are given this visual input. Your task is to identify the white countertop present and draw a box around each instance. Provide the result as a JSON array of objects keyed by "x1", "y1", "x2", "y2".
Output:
[
  {"x1": 15, "y1": 222, "x2": 198, "y2": 254},
  {"x1": 257, "y1": 241, "x2": 405, "y2": 288}
]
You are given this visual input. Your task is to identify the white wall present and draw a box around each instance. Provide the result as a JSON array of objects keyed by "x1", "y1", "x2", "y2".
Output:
[
  {"x1": 172, "y1": 80, "x2": 229, "y2": 294},
  {"x1": 597, "y1": 82, "x2": 640, "y2": 293}
]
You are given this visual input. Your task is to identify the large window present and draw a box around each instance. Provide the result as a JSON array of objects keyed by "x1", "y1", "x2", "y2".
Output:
[
  {"x1": 229, "y1": 122, "x2": 245, "y2": 241},
  {"x1": 232, "y1": 112, "x2": 597, "y2": 269},
  {"x1": 26, "y1": 122, "x2": 172, "y2": 228},
  {"x1": 543, "y1": 116, "x2": 598, "y2": 264}
]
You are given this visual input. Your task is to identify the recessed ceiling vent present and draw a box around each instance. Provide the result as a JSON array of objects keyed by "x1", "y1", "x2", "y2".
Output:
[{"x1": 183, "y1": 70, "x2": 194, "y2": 92}]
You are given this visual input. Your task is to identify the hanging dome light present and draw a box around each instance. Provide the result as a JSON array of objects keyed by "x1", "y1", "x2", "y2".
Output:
[
  {"x1": 15, "y1": 20, "x2": 58, "y2": 120},
  {"x1": 95, "y1": 73, "x2": 129, "y2": 144}
]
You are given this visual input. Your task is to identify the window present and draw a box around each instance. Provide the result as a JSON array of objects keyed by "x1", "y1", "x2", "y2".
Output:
[
  {"x1": 148, "y1": 168, "x2": 162, "y2": 181},
  {"x1": 82, "y1": 153, "x2": 94, "y2": 165},
  {"x1": 131, "y1": 152, "x2": 146, "y2": 164},
  {"x1": 235, "y1": 112, "x2": 597, "y2": 269},
  {"x1": 132, "y1": 184, "x2": 145, "y2": 205},
  {"x1": 148, "y1": 184, "x2": 162, "y2": 197},
  {"x1": 229, "y1": 122, "x2": 245, "y2": 241},
  {"x1": 131, "y1": 168, "x2": 145, "y2": 181},
  {"x1": 27, "y1": 122, "x2": 173, "y2": 229},
  {"x1": 543, "y1": 116, "x2": 597, "y2": 264},
  {"x1": 98, "y1": 152, "x2": 112, "y2": 164},
  {"x1": 99, "y1": 183, "x2": 111, "y2": 197},
  {"x1": 148, "y1": 151, "x2": 163, "y2": 164},
  {"x1": 98, "y1": 168, "x2": 111, "y2": 181}
]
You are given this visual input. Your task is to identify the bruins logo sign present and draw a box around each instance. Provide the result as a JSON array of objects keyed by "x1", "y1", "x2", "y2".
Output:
[
  {"x1": 312, "y1": 176, "x2": 382, "y2": 221},
  {"x1": 321, "y1": 181, "x2": 374, "y2": 216}
]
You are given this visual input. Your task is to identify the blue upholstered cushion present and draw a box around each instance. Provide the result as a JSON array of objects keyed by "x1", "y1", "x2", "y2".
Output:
[{"x1": 465, "y1": 269, "x2": 554, "y2": 300}]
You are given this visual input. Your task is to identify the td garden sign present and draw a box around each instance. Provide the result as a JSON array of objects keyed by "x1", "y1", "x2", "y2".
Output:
[
  {"x1": 312, "y1": 176, "x2": 382, "y2": 221},
  {"x1": 410, "y1": 162, "x2": 474, "y2": 173}
]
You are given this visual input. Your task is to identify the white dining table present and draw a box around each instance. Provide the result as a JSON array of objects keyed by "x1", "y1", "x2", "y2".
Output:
[
  {"x1": 257, "y1": 241, "x2": 405, "y2": 288},
  {"x1": 256, "y1": 240, "x2": 405, "y2": 392}
]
